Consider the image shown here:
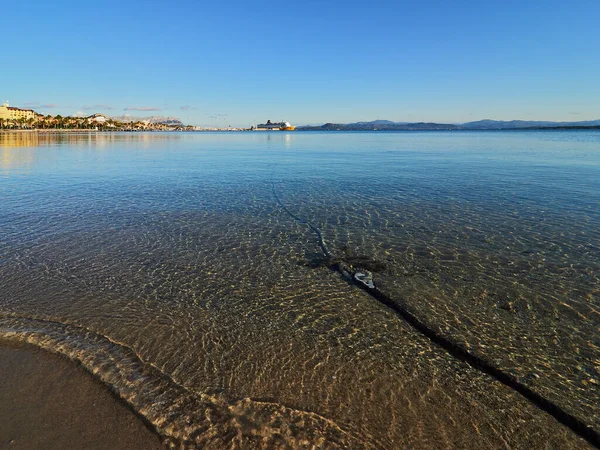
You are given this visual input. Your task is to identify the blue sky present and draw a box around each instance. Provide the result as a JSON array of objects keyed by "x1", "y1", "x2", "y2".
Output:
[{"x1": 3, "y1": 0, "x2": 599, "y2": 126}]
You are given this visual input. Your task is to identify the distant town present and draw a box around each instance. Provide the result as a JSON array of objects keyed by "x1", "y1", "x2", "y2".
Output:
[{"x1": 0, "y1": 102, "x2": 249, "y2": 131}]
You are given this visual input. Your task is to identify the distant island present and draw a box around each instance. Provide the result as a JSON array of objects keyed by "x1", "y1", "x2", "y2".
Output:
[{"x1": 297, "y1": 119, "x2": 600, "y2": 131}]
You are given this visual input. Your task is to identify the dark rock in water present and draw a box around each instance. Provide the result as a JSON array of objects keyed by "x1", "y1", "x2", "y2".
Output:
[
  {"x1": 344, "y1": 255, "x2": 387, "y2": 273},
  {"x1": 338, "y1": 262, "x2": 354, "y2": 280},
  {"x1": 305, "y1": 252, "x2": 377, "y2": 289},
  {"x1": 306, "y1": 254, "x2": 337, "y2": 269},
  {"x1": 306, "y1": 247, "x2": 386, "y2": 275}
]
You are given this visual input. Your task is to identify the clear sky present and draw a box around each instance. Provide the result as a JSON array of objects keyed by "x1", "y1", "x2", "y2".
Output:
[{"x1": 3, "y1": 0, "x2": 599, "y2": 126}]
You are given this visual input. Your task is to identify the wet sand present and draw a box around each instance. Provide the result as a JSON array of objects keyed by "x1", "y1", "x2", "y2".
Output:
[{"x1": 0, "y1": 340, "x2": 163, "y2": 450}]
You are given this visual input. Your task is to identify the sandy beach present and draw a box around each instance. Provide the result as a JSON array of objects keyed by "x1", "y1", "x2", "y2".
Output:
[{"x1": 0, "y1": 340, "x2": 163, "y2": 449}]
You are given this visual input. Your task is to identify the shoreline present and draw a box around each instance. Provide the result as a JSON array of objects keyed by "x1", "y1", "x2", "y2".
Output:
[
  {"x1": 0, "y1": 128, "x2": 249, "y2": 132},
  {"x1": 2, "y1": 127, "x2": 599, "y2": 134},
  {"x1": 0, "y1": 339, "x2": 164, "y2": 449}
]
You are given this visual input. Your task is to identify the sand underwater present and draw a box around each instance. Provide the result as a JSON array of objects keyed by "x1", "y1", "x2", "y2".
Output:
[{"x1": 1, "y1": 131, "x2": 599, "y2": 448}]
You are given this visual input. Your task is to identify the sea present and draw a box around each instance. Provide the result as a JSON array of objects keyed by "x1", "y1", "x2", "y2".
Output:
[{"x1": 0, "y1": 130, "x2": 598, "y2": 449}]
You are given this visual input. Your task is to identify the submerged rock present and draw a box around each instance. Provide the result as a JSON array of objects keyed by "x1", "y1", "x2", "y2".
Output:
[
  {"x1": 338, "y1": 262, "x2": 354, "y2": 280},
  {"x1": 354, "y1": 270, "x2": 375, "y2": 289},
  {"x1": 335, "y1": 262, "x2": 376, "y2": 289}
]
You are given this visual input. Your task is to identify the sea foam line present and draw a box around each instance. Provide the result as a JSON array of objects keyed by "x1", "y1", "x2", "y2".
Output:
[{"x1": 0, "y1": 314, "x2": 375, "y2": 449}]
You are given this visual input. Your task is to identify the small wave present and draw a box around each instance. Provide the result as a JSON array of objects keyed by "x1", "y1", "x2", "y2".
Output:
[{"x1": 0, "y1": 314, "x2": 376, "y2": 449}]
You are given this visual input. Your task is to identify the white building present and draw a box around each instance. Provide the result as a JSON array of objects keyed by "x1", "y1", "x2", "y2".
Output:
[{"x1": 86, "y1": 113, "x2": 107, "y2": 124}]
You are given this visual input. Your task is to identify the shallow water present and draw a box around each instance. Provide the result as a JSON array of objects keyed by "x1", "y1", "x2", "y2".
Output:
[{"x1": 0, "y1": 130, "x2": 598, "y2": 448}]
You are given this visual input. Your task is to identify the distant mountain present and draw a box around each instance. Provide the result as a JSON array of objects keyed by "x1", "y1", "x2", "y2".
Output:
[
  {"x1": 350, "y1": 120, "x2": 407, "y2": 126},
  {"x1": 462, "y1": 119, "x2": 600, "y2": 129},
  {"x1": 298, "y1": 120, "x2": 460, "y2": 131},
  {"x1": 297, "y1": 118, "x2": 600, "y2": 131},
  {"x1": 110, "y1": 115, "x2": 184, "y2": 126}
]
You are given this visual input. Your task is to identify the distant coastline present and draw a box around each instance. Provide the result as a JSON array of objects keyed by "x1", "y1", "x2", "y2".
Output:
[
  {"x1": 2, "y1": 126, "x2": 600, "y2": 134},
  {"x1": 296, "y1": 119, "x2": 600, "y2": 131},
  {"x1": 2, "y1": 109, "x2": 600, "y2": 133},
  {"x1": 1, "y1": 128, "x2": 250, "y2": 132}
]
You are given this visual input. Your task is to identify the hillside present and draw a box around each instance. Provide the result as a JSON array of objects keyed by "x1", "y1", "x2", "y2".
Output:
[
  {"x1": 298, "y1": 120, "x2": 460, "y2": 131},
  {"x1": 297, "y1": 119, "x2": 600, "y2": 131}
]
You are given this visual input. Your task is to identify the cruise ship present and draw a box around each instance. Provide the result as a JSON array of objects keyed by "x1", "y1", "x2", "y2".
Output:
[{"x1": 253, "y1": 120, "x2": 295, "y2": 131}]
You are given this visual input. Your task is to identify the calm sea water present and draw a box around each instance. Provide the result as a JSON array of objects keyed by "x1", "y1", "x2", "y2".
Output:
[{"x1": 1, "y1": 131, "x2": 598, "y2": 448}]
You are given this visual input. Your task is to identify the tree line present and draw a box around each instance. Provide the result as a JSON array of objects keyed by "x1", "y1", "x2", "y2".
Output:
[{"x1": 0, "y1": 115, "x2": 190, "y2": 131}]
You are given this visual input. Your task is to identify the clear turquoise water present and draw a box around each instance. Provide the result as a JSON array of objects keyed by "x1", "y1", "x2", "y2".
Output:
[{"x1": 0, "y1": 131, "x2": 598, "y2": 448}]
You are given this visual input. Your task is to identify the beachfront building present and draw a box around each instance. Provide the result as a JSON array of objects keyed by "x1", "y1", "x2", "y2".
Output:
[
  {"x1": 0, "y1": 102, "x2": 37, "y2": 121},
  {"x1": 86, "y1": 113, "x2": 107, "y2": 124}
]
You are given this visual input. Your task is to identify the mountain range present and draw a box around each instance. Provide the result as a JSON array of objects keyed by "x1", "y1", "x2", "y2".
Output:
[
  {"x1": 297, "y1": 119, "x2": 600, "y2": 131},
  {"x1": 461, "y1": 119, "x2": 600, "y2": 129}
]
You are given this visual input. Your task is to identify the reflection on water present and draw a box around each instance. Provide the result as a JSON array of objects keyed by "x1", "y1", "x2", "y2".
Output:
[
  {"x1": 0, "y1": 147, "x2": 36, "y2": 172},
  {"x1": 0, "y1": 131, "x2": 598, "y2": 448},
  {"x1": 0, "y1": 130, "x2": 184, "y2": 148}
]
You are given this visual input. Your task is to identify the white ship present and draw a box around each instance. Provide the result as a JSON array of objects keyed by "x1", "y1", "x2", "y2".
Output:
[{"x1": 252, "y1": 120, "x2": 295, "y2": 131}]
